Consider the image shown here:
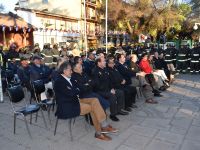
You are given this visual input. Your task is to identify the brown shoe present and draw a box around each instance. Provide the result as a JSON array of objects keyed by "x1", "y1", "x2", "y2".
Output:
[
  {"x1": 101, "y1": 125, "x2": 119, "y2": 133},
  {"x1": 145, "y1": 99, "x2": 158, "y2": 104},
  {"x1": 95, "y1": 133, "x2": 112, "y2": 141}
]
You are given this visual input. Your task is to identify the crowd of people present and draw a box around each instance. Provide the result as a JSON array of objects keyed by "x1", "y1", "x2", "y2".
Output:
[{"x1": 0, "y1": 42, "x2": 199, "y2": 141}]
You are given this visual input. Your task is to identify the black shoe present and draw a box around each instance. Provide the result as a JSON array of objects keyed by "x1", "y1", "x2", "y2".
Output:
[
  {"x1": 124, "y1": 107, "x2": 132, "y2": 112},
  {"x1": 153, "y1": 89, "x2": 161, "y2": 94},
  {"x1": 109, "y1": 115, "x2": 120, "y2": 122},
  {"x1": 154, "y1": 93, "x2": 163, "y2": 97},
  {"x1": 159, "y1": 86, "x2": 166, "y2": 91},
  {"x1": 118, "y1": 111, "x2": 129, "y2": 115}
]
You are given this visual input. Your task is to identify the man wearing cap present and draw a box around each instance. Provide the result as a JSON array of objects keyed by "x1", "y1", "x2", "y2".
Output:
[
  {"x1": 17, "y1": 57, "x2": 33, "y2": 100},
  {"x1": 30, "y1": 56, "x2": 52, "y2": 100}
]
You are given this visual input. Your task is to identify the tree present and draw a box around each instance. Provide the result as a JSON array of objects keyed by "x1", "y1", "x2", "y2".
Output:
[
  {"x1": 190, "y1": 0, "x2": 200, "y2": 19},
  {"x1": 100, "y1": 0, "x2": 191, "y2": 41}
]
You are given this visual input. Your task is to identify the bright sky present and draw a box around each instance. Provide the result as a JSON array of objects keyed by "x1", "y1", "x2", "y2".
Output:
[
  {"x1": 0, "y1": 0, "x2": 18, "y2": 13},
  {"x1": 0, "y1": 0, "x2": 192, "y2": 13}
]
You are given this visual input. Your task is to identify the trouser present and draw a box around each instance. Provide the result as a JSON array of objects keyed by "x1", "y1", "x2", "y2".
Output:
[
  {"x1": 153, "y1": 74, "x2": 164, "y2": 89},
  {"x1": 167, "y1": 63, "x2": 175, "y2": 72},
  {"x1": 81, "y1": 92, "x2": 110, "y2": 110},
  {"x1": 173, "y1": 60, "x2": 176, "y2": 69},
  {"x1": 41, "y1": 81, "x2": 53, "y2": 100},
  {"x1": 118, "y1": 85, "x2": 136, "y2": 108},
  {"x1": 190, "y1": 62, "x2": 199, "y2": 73},
  {"x1": 80, "y1": 98, "x2": 106, "y2": 132},
  {"x1": 98, "y1": 90, "x2": 124, "y2": 116},
  {"x1": 177, "y1": 61, "x2": 187, "y2": 73},
  {"x1": 153, "y1": 70, "x2": 168, "y2": 81},
  {"x1": 142, "y1": 84, "x2": 154, "y2": 100},
  {"x1": 132, "y1": 76, "x2": 154, "y2": 101}
]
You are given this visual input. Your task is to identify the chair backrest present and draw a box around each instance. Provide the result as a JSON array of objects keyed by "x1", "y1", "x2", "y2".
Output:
[
  {"x1": 5, "y1": 69, "x2": 14, "y2": 83},
  {"x1": 32, "y1": 80, "x2": 45, "y2": 95},
  {"x1": 7, "y1": 85, "x2": 25, "y2": 103}
]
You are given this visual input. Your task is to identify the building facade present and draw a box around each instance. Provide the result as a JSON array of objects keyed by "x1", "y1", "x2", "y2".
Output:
[{"x1": 15, "y1": 0, "x2": 102, "y2": 49}]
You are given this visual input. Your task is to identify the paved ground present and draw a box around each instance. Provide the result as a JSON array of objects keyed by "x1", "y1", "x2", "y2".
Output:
[{"x1": 0, "y1": 74, "x2": 200, "y2": 150}]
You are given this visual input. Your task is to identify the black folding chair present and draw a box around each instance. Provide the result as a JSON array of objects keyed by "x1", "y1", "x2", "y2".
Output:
[
  {"x1": 32, "y1": 80, "x2": 55, "y2": 124},
  {"x1": 7, "y1": 85, "x2": 47, "y2": 138}
]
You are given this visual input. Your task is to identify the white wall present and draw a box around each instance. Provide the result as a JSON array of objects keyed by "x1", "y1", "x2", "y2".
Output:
[{"x1": 19, "y1": 0, "x2": 82, "y2": 18}]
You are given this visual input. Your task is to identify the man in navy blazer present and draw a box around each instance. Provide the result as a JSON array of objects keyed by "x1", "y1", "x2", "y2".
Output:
[{"x1": 54, "y1": 62, "x2": 118, "y2": 141}]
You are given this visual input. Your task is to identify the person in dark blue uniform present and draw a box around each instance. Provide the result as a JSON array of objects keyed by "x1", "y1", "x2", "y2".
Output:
[
  {"x1": 71, "y1": 63, "x2": 110, "y2": 110},
  {"x1": 107, "y1": 57, "x2": 137, "y2": 111},
  {"x1": 92, "y1": 57, "x2": 127, "y2": 122}
]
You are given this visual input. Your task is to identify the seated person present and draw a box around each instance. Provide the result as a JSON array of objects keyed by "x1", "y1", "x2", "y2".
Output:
[
  {"x1": 71, "y1": 63, "x2": 110, "y2": 110},
  {"x1": 54, "y1": 62, "x2": 118, "y2": 141},
  {"x1": 30, "y1": 56, "x2": 53, "y2": 100},
  {"x1": 17, "y1": 57, "x2": 34, "y2": 99},
  {"x1": 139, "y1": 54, "x2": 164, "y2": 95},
  {"x1": 148, "y1": 54, "x2": 170, "y2": 88},
  {"x1": 92, "y1": 57, "x2": 127, "y2": 122},
  {"x1": 107, "y1": 57, "x2": 138, "y2": 109},
  {"x1": 129, "y1": 54, "x2": 157, "y2": 104}
]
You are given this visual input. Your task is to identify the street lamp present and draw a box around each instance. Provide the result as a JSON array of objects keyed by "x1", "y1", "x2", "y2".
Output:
[{"x1": 193, "y1": 23, "x2": 200, "y2": 30}]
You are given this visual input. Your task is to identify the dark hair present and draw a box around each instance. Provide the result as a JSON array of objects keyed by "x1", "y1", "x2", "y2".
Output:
[
  {"x1": 74, "y1": 56, "x2": 81, "y2": 64},
  {"x1": 116, "y1": 53, "x2": 125, "y2": 61},
  {"x1": 107, "y1": 57, "x2": 114, "y2": 64},
  {"x1": 72, "y1": 62, "x2": 77, "y2": 71},
  {"x1": 58, "y1": 62, "x2": 71, "y2": 74},
  {"x1": 95, "y1": 56, "x2": 102, "y2": 65}
]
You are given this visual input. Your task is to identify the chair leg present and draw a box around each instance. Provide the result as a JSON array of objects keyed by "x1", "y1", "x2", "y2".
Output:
[
  {"x1": 24, "y1": 116, "x2": 32, "y2": 139},
  {"x1": 47, "y1": 106, "x2": 51, "y2": 125},
  {"x1": 54, "y1": 118, "x2": 59, "y2": 136},
  {"x1": 30, "y1": 114, "x2": 32, "y2": 124},
  {"x1": 29, "y1": 97, "x2": 32, "y2": 104},
  {"x1": 14, "y1": 114, "x2": 16, "y2": 134},
  {"x1": 84, "y1": 114, "x2": 91, "y2": 131},
  {"x1": 40, "y1": 110, "x2": 48, "y2": 128},
  {"x1": 35, "y1": 111, "x2": 38, "y2": 123},
  {"x1": 69, "y1": 119, "x2": 73, "y2": 141},
  {"x1": 52, "y1": 103, "x2": 55, "y2": 111}
]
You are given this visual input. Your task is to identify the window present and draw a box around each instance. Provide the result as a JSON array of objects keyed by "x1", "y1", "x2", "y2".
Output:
[{"x1": 42, "y1": 0, "x2": 48, "y2": 4}]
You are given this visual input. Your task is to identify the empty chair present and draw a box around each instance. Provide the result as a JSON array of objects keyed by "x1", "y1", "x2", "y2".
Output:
[{"x1": 7, "y1": 85, "x2": 47, "y2": 138}]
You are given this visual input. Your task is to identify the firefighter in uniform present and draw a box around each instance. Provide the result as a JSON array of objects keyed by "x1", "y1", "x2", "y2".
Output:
[
  {"x1": 186, "y1": 44, "x2": 191, "y2": 72},
  {"x1": 176, "y1": 45, "x2": 189, "y2": 73},
  {"x1": 41, "y1": 43, "x2": 53, "y2": 68},
  {"x1": 165, "y1": 45, "x2": 175, "y2": 73},
  {"x1": 190, "y1": 43, "x2": 200, "y2": 74},
  {"x1": 171, "y1": 45, "x2": 178, "y2": 69}
]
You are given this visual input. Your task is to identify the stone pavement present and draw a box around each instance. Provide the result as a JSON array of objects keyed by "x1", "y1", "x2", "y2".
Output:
[{"x1": 0, "y1": 74, "x2": 200, "y2": 150}]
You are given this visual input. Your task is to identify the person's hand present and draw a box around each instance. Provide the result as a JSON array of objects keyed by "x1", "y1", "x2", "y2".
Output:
[
  {"x1": 137, "y1": 71, "x2": 146, "y2": 77},
  {"x1": 111, "y1": 89, "x2": 116, "y2": 95},
  {"x1": 121, "y1": 79, "x2": 126, "y2": 85}
]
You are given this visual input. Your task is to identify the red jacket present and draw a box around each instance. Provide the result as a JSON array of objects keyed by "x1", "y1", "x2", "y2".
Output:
[{"x1": 139, "y1": 59, "x2": 152, "y2": 74}]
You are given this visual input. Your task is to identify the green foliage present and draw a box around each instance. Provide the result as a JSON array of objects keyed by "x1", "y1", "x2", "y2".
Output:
[{"x1": 99, "y1": 0, "x2": 193, "y2": 41}]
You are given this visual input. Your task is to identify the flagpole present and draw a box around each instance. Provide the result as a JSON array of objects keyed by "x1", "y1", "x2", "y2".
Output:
[
  {"x1": 105, "y1": 0, "x2": 108, "y2": 54},
  {"x1": 84, "y1": 0, "x2": 88, "y2": 57}
]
